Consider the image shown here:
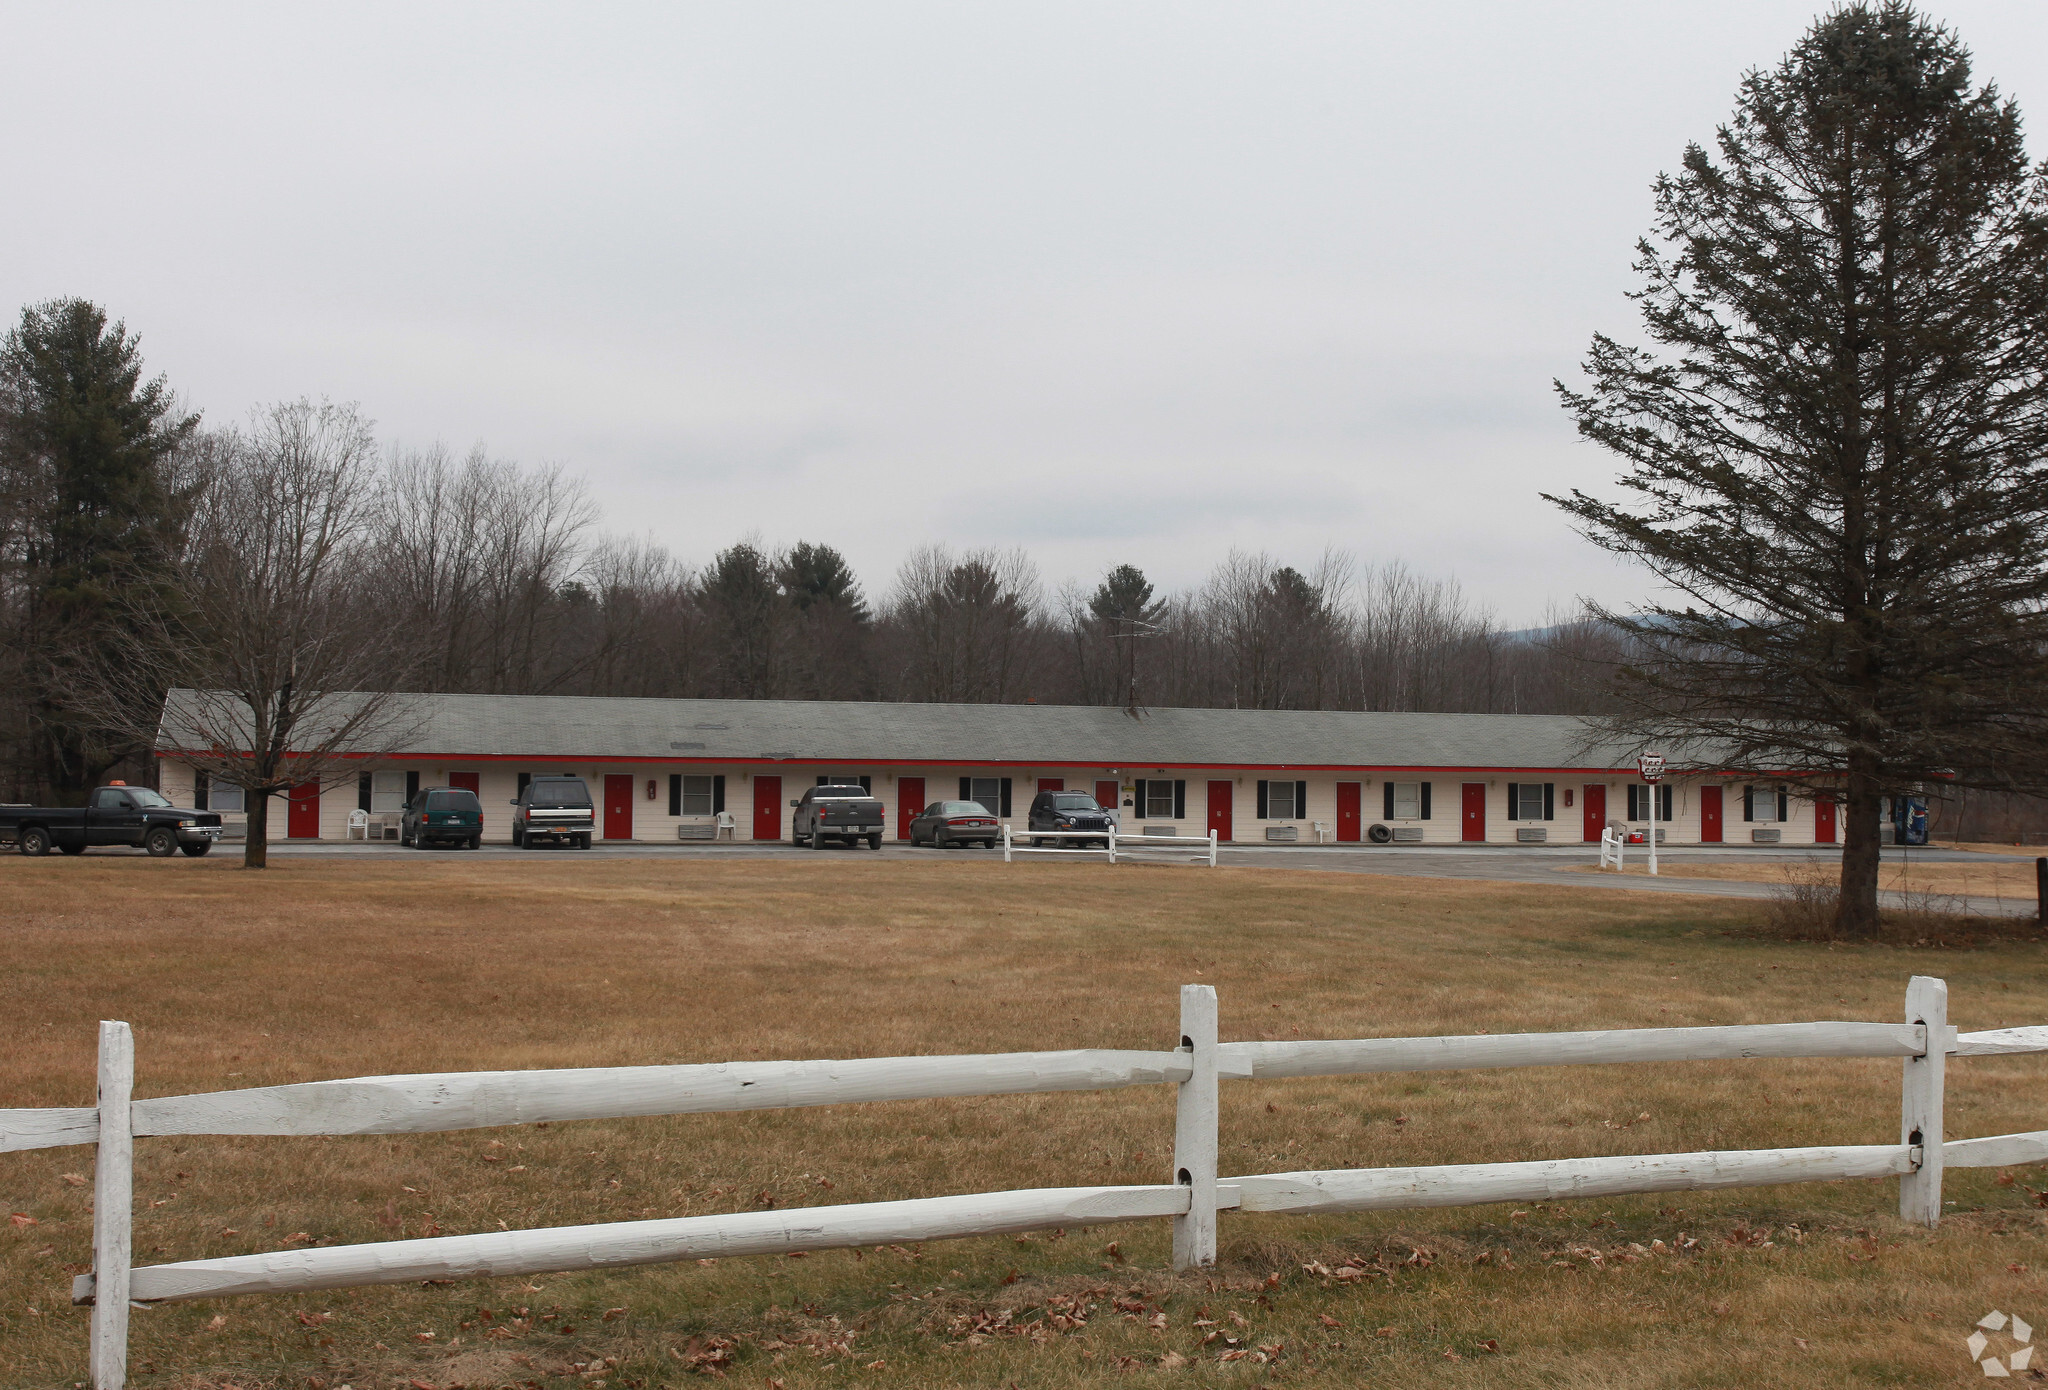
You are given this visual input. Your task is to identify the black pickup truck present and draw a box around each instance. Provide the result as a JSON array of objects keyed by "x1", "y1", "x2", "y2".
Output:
[
  {"x1": 791, "y1": 784, "x2": 886, "y2": 850},
  {"x1": 0, "y1": 784, "x2": 224, "y2": 857}
]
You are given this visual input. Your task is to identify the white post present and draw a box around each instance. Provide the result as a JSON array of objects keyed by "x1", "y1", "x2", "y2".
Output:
[
  {"x1": 1647, "y1": 787, "x2": 1658, "y2": 876},
  {"x1": 1107, "y1": 825, "x2": 1117, "y2": 865},
  {"x1": 1900, "y1": 975, "x2": 1947, "y2": 1228},
  {"x1": 1001, "y1": 826, "x2": 1012, "y2": 863},
  {"x1": 1207, "y1": 828, "x2": 1218, "y2": 868},
  {"x1": 90, "y1": 1021, "x2": 135, "y2": 1390},
  {"x1": 1171, "y1": 984, "x2": 1219, "y2": 1270}
]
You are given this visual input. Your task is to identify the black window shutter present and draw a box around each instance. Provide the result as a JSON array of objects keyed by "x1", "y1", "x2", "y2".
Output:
[
  {"x1": 861, "y1": 776, "x2": 872, "y2": 793},
  {"x1": 1420, "y1": 782, "x2": 1431, "y2": 819},
  {"x1": 1257, "y1": 781, "x2": 1269, "y2": 818},
  {"x1": 1383, "y1": 782, "x2": 1394, "y2": 818},
  {"x1": 1296, "y1": 781, "x2": 1307, "y2": 818},
  {"x1": 713, "y1": 775, "x2": 725, "y2": 813},
  {"x1": 405, "y1": 770, "x2": 419, "y2": 802},
  {"x1": 960, "y1": 776, "x2": 972, "y2": 802},
  {"x1": 1506, "y1": 783, "x2": 1518, "y2": 817},
  {"x1": 1778, "y1": 789, "x2": 1789, "y2": 822},
  {"x1": 1000, "y1": 778, "x2": 1012, "y2": 816},
  {"x1": 196, "y1": 770, "x2": 210, "y2": 810},
  {"x1": 1743, "y1": 785, "x2": 1754, "y2": 821},
  {"x1": 358, "y1": 773, "x2": 372, "y2": 812},
  {"x1": 517, "y1": 772, "x2": 531, "y2": 795},
  {"x1": 1133, "y1": 779, "x2": 1146, "y2": 814},
  {"x1": 1544, "y1": 783, "x2": 1555, "y2": 820},
  {"x1": 1174, "y1": 780, "x2": 1186, "y2": 818},
  {"x1": 1662, "y1": 786, "x2": 1672, "y2": 820},
  {"x1": 668, "y1": 774, "x2": 681, "y2": 817}
]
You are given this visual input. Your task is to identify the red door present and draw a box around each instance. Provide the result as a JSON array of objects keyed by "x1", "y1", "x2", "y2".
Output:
[
  {"x1": 287, "y1": 781, "x2": 321, "y2": 838},
  {"x1": 1037, "y1": 777, "x2": 1063, "y2": 793},
  {"x1": 1461, "y1": 783, "x2": 1487, "y2": 842},
  {"x1": 753, "y1": 776, "x2": 782, "y2": 842},
  {"x1": 1815, "y1": 798, "x2": 1837, "y2": 844},
  {"x1": 1095, "y1": 780, "x2": 1119, "y2": 815},
  {"x1": 1335, "y1": 782, "x2": 1362, "y2": 842},
  {"x1": 603, "y1": 774, "x2": 634, "y2": 840},
  {"x1": 1700, "y1": 785, "x2": 1723, "y2": 843},
  {"x1": 898, "y1": 777, "x2": 924, "y2": 841},
  {"x1": 1206, "y1": 780, "x2": 1233, "y2": 842},
  {"x1": 449, "y1": 772, "x2": 480, "y2": 795},
  {"x1": 1582, "y1": 783, "x2": 1607, "y2": 842}
]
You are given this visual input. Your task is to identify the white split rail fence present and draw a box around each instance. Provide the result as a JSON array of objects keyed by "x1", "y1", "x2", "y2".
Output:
[
  {"x1": 999, "y1": 825, "x2": 1219, "y2": 866},
  {"x1": 9, "y1": 975, "x2": 2048, "y2": 1387}
]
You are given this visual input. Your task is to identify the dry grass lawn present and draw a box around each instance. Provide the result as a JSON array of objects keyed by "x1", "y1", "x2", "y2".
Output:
[
  {"x1": 1573, "y1": 855, "x2": 2037, "y2": 901},
  {"x1": 5, "y1": 854, "x2": 2048, "y2": 1389}
]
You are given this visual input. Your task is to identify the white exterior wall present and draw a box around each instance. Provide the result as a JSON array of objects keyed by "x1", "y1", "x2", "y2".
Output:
[{"x1": 154, "y1": 758, "x2": 1825, "y2": 847}]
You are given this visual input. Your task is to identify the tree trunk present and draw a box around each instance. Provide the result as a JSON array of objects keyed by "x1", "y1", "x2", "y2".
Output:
[
  {"x1": 243, "y1": 788, "x2": 271, "y2": 869},
  {"x1": 1835, "y1": 754, "x2": 1883, "y2": 936}
]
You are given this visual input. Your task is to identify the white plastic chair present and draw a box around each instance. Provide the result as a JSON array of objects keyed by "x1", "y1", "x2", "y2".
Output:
[
  {"x1": 346, "y1": 809, "x2": 370, "y2": 841},
  {"x1": 715, "y1": 810, "x2": 737, "y2": 840}
]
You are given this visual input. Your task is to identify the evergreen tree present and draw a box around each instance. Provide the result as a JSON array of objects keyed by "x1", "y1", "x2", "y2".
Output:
[
  {"x1": 1551, "y1": 3, "x2": 2048, "y2": 935},
  {"x1": 0, "y1": 299, "x2": 197, "y2": 800},
  {"x1": 778, "y1": 541, "x2": 869, "y2": 620}
]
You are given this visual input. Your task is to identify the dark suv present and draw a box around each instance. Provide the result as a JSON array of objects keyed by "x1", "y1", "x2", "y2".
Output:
[
  {"x1": 403, "y1": 786, "x2": 484, "y2": 849},
  {"x1": 1026, "y1": 789, "x2": 1113, "y2": 846},
  {"x1": 511, "y1": 776, "x2": 595, "y2": 849}
]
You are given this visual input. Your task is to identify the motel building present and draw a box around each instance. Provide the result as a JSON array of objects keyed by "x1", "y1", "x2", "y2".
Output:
[{"x1": 154, "y1": 690, "x2": 1830, "y2": 848}]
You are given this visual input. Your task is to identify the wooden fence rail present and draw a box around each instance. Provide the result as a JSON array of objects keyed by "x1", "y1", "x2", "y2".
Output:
[{"x1": 6, "y1": 974, "x2": 2044, "y2": 1388}]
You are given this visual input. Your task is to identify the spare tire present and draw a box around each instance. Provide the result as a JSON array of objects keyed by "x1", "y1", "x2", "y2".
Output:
[{"x1": 1367, "y1": 823, "x2": 1394, "y2": 845}]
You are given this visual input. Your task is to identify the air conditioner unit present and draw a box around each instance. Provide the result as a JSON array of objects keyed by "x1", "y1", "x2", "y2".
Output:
[
  {"x1": 1517, "y1": 827, "x2": 1548, "y2": 843},
  {"x1": 676, "y1": 821, "x2": 717, "y2": 840},
  {"x1": 1391, "y1": 826, "x2": 1425, "y2": 843},
  {"x1": 1143, "y1": 825, "x2": 1178, "y2": 836},
  {"x1": 1752, "y1": 827, "x2": 1782, "y2": 843},
  {"x1": 1265, "y1": 825, "x2": 1299, "y2": 842}
]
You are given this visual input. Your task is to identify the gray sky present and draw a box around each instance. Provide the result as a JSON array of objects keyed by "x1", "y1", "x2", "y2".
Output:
[{"x1": 7, "y1": 3, "x2": 2047, "y2": 622}]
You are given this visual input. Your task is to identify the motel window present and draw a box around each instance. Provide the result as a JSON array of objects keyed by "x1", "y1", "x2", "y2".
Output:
[
  {"x1": 370, "y1": 770, "x2": 408, "y2": 814},
  {"x1": 1508, "y1": 783, "x2": 1554, "y2": 821},
  {"x1": 1626, "y1": 784, "x2": 1674, "y2": 821},
  {"x1": 681, "y1": 775, "x2": 715, "y2": 816},
  {"x1": 1388, "y1": 782, "x2": 1424, "y2": 820},
  {"x1": 207, "y1": 780, "x2": 245, "y2": 813},
  {"x1": 1139, "y1": 780, "x2": 1183, "y2": 820},
  {"x1": 1744, "y1": 785, "x2": 1790, "y2": 823},
  {"x1": 1258, "y1": 780, "x2": 1307, "y2": 819},
  {"x1": 960, "y1": 777, "x2": 1012, "y2": 817}
]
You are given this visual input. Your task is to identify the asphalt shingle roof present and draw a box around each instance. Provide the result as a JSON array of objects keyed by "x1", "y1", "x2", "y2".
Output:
[{"x1": 159, "y1": 690, "x2": 1638, "y2": 771}]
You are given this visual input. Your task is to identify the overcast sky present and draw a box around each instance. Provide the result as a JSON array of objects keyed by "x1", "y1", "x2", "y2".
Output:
[{"x1": 6, "y1": 3, "x2": 2048, "y2": 622}]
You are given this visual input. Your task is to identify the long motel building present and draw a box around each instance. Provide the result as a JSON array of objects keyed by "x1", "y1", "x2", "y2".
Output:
[{"x1": 153, "y1": 690, "x2": 1830, "y2": 847}]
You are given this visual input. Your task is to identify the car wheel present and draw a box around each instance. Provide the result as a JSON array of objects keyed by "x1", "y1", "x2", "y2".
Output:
[
  {"x1": 867, "y1": 834, "x2": 882, "y2": 850},
  {"x1": 144, "y1": 826, "x2": 179, "y2": 857},
  {"x1": 469, "y1": 834, "x2": 481, "y2": 850},
  {"x1": 1367, "y1": 823, "x2": 1393, "y2": 845},
  {"x1": 811, "y1": 831, "x2": 827, "y2": 849},
  {"x1": 512, "y1": 825, "x2": 524, "y2": 848},
  {"x1": 18, "y1": 826, "x2": 50, "y2": 857},
  {"x1": 577, "y1": 834, "x2": 592, "y2": 849},
  {"x1": 180, "y1": 842, "x2": 212, "y2": 857},
  {"x1": 59, "y1": 841, "x2": 87, "y2": 856}
]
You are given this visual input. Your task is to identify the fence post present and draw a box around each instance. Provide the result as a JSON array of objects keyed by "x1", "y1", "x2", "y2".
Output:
[
  {"x1": 1001, "y1": 826, "x2": 1011, "y2": 863},
  {"x1": 1207, "y1": 829, "x2": 1218, "y2": 868},
  {"x1": 1900, "y1": 975, "x2": 1947, "y2": 1228},
  {"x1": 90, "y1": 1021, "x2": 135, "y2": 1390},
  {"x1": 1107, "y1": 825, "x2": 1117, "y2": 865},
  {"x1": 1171, "y1": 984, "x2": 1218, "y2": 1270}
]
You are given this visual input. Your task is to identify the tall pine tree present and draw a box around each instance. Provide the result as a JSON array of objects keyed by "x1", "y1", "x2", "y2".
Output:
[
  {"x1": 1552, "y1": 3, "x2": 2048, "y2": 935},
  {"x1": 0, "y1": 299, "x2": 197, "y2": 801}
]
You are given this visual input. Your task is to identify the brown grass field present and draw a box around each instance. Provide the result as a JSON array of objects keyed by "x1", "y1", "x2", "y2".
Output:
[
  {"x1": 1570, "y1": 854, "x2": 2037, "y2": 900},
  {"x1": 5, "y1": 855, "x2": 2048, "y2": 1389}
]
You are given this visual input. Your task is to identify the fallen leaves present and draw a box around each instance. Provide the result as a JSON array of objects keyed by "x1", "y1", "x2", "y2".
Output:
[{"x1": 8, "y1": 1213, "x2": 36, "y2": 1227}]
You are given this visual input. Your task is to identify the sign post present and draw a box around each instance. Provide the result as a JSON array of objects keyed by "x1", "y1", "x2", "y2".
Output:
[{"x1": 1638, "y1": 752, "x2": 1666, "y2": 877}]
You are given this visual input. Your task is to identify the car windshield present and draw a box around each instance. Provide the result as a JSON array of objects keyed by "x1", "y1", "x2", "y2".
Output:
[
  {"x1": 1052, "y1": 795, "x2": 1099, "y2": 811},
  {"x1": 129, "y1": 788, "x2": 173, "y2": 808},
  {"x1": 813, "y1": 785, "x2": 871, "y2": 798},
  {"x1": 529, "y1": 781, "x2": 591, "y2": 808},
  {"x1": 941, "y1": 802, "x2": 988, "y2": 815},
  {"x1": 426, "y1": 790, "x2": 479, "y2": 811}
]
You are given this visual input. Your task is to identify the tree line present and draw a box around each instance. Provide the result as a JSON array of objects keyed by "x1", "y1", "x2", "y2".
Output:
[{"x1": 0, "y1": 298, "x2": 1616, "y2": 808}]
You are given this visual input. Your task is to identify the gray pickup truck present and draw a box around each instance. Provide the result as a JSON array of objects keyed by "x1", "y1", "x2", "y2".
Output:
[
  {"x1": 0, "y1": 784, "x2": 224, "y2": 857},
  {"x1": 791, "y1": 784, "x2": 886, "y2": 850}
]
